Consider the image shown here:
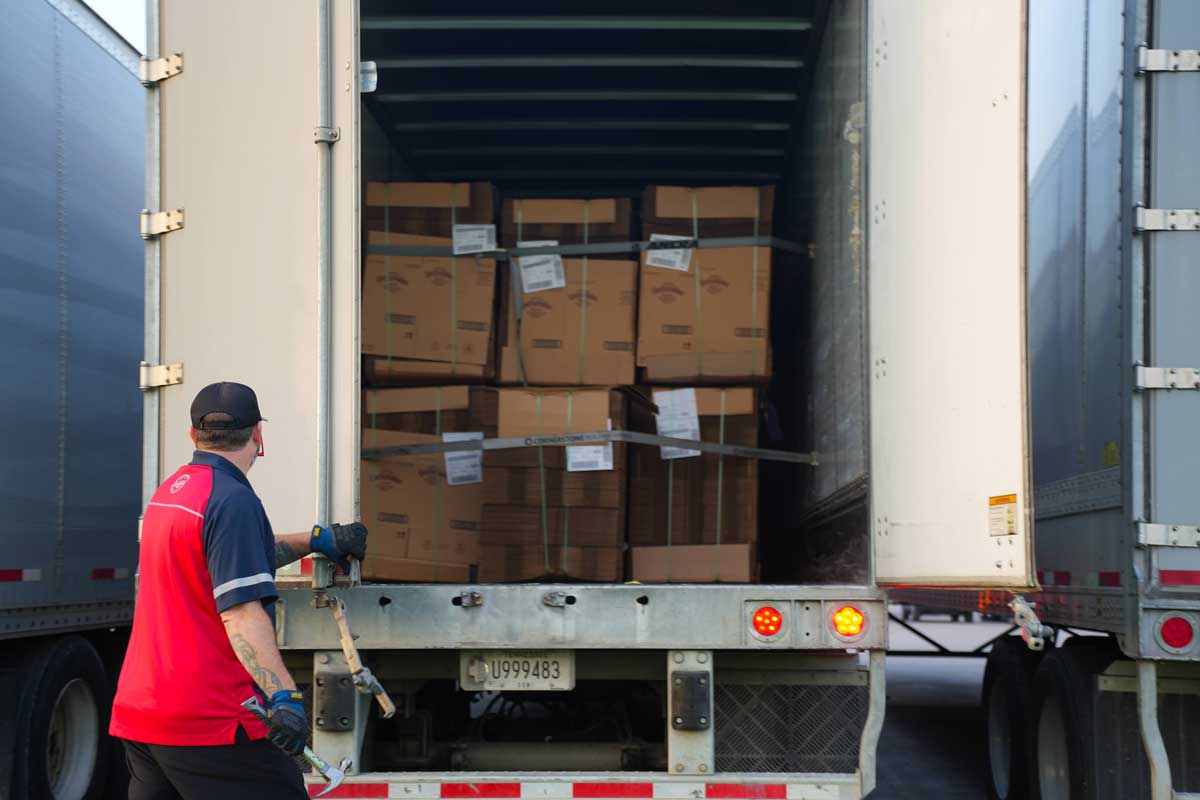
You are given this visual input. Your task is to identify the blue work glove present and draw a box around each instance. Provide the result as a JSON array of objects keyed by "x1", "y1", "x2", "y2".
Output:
[
  {"x1": 266, "y1": 689, "x2": 308, "y2": 756},
  {"x1": 310, "y1": 522, "x2": 368, "y2": 571}
]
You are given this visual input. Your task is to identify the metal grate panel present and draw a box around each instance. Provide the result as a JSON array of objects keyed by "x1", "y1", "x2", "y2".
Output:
[{"x1": 714, "y1": 683, "x2": 866, "y2": 773}]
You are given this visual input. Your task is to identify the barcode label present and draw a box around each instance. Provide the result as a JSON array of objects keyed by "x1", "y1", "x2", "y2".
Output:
[
  {"x1": 442, "y1": 431, "x2": 483, "y2": 485},
  {"x1": 567, "y1": 419, "x2": 614, "y2": 472},
  {"x1": 645, "y1": 233, "x2": 694, "y2": 272},
  {"x1": 654, "y1": 388, "x2": 701, "y2": 460},
  {"x1": 452, "y1": 224, "x2": 496, "y2": 255},
  {"x1": 518, "y1": 240, "x2": 566, "y2": 293}
]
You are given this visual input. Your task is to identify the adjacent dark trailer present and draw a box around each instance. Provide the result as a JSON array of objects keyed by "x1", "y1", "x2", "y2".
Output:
[{"x1": 0, "y1": 1, "x2": 143, "y2": 797}]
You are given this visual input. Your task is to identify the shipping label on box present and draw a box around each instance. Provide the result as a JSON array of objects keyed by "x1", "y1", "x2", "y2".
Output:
[{"x1": 653, "y1": 388, "x2": 701, "y2": 460}]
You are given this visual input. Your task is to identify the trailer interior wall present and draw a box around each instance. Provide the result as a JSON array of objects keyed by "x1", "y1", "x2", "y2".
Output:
[
  {"x1": 768, "y1": 0, "x2": 868, "y2": 585},
  {"x1": 359, "y1": 0, "x2": 872, "y2": 586}
]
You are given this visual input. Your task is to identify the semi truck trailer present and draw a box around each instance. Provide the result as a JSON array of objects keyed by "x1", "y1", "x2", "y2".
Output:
[
  {"x1": 139, "y1": 1, "x2": 1197, "y2": 799},
  {"x1": 0, "y1": 1, "x2": 144, "y2": 798}
]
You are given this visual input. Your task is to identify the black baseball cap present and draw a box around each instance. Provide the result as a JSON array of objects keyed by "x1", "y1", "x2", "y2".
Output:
[{"x1": 190, "y1": 382, "x2": 266, "y2": 430}]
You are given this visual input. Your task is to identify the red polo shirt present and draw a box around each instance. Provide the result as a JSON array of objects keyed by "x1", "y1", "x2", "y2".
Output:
[{"x1": 110, "y1": 451, "x2": 277, "y2": 745}]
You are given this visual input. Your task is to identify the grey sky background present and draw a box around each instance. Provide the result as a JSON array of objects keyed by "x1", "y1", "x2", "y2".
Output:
[{"x1": 86, "y1": 0, "x2": 145, "y2": 53}]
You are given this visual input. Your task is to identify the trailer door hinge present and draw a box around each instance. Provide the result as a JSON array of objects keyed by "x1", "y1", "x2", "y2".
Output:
[
  {"x1": 1135, "y1": 365, "x2": 1200, "y2": 390},
  {"x1": 1138, "y1": 523, "x2": 1200, "y2": 548},
  {"x1": 140, "y1": 208, "x2": 184, "y2": 239},
  {"x1": 1137, "y1": 46, "x2": 1200, "y2": 73},
  {"x1": 139, "y1": 361, "x2": 183, "y2": 390},
  {"x1": 1135, "y1": 206, "x2": 1200, "y2": 232},
  {"x1": 314, "y1": 126, "x2": 341, "y2": 144},
  {"x1": 139, "y1": 53, "x2": 183, "y2": 85}
]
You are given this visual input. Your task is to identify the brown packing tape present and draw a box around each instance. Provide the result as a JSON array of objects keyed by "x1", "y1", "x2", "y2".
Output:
[
  {"x1": 366, "y1": 182, "x2": 474, "y2": 208},
  {"x1": 508, "y1": 198, "x2": 617, "y2": 225}
]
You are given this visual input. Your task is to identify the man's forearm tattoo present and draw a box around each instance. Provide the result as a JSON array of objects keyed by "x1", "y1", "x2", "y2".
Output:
[
  {"x1": 229, "y1": 633, "x2": 284, "y2": 695},
  {"x1": 274, "y1": 540, "x2": 299, "y2": 568}
]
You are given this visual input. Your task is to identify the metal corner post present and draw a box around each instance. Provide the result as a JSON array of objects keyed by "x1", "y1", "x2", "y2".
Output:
[
  {"x1": 316, "y1": 0, "x2": 334, "y2": 532},
  {"x1": 142, "y1": 0, "x2": 162, "y2": 505}
]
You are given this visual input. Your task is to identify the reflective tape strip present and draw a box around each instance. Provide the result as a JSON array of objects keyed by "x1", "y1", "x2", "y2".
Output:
[
  {"x1": 147, "y1": 501, "x2": 204, "y2": 519},
  {"x1": 91, "y1": 567, "x2": 131, "y2": 580},
  {"x1": 443, "y1": 785, "x2": 522, "y2": 799},
  {"x1": 303, "y1": 784, "x2": 824, "y2": 800},
  {"x1": 300, "y1": 556, "x2": 314, "y2": 575},
  {"x1": 0, "y1": 569, "x2": 42, "y2": 582},
  {"x1": 212, "y1": 572, "x2": 273, "y2": 599},
  {"x1": 1160, "y1": 570, "x2": 1200, "y2": 586}
]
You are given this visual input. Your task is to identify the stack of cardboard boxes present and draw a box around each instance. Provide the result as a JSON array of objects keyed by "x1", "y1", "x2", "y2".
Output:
[{"x1": 359, "y1": 182, "x2": 774, "y2": 584}]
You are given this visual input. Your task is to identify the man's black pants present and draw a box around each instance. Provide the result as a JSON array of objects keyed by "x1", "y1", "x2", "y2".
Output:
[{"x1": 121, "y1": 727, "x2": 307, "y2": 799}]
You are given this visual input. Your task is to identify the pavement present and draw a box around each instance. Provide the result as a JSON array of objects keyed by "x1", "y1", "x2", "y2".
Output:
[{"x1": 869, "y1": 611, "x2": 1015, "y2": 799}]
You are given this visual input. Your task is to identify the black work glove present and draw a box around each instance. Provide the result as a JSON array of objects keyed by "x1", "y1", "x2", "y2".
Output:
[
  {"x1": 310, "y1": 522, "x2": 368, "y2": 571},
  {"x1": 266, "y1": 690, "x2": 309, "y2": 756}
]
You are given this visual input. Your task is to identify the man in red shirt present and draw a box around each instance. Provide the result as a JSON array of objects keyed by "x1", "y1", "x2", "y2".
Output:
[{"x1": 111, "y1": 382, "x2": 367, "y2": 798}]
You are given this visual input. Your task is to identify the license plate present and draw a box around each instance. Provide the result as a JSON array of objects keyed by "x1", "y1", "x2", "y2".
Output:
[{"x1": 460, "y1": 649, "x2": 575, "y2": 691}]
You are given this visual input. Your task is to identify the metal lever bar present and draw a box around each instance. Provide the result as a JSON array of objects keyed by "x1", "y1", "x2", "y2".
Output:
[{"x1": 329, "y1": 595, "x2": 397, "y2": 718}]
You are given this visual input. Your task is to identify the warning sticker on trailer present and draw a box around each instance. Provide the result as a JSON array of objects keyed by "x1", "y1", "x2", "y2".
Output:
[{"x1": 988, "y1": 494, "x2": 1018, "y2": 537}]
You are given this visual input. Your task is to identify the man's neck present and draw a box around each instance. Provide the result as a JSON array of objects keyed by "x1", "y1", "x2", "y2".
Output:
[{"x1": 198, "y1": 447, "x2": 254, "y2": 475}]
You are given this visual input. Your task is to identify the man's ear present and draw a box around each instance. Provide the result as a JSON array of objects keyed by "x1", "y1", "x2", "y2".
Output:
[{"x1": 189, "y1": 427, "x2": 199, "y2": 447}]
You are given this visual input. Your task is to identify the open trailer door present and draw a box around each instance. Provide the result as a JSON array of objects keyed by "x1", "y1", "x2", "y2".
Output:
[
  {"x1": 148, "y1": 0, "x2": 359, "y2": 535},
  {"x1": 868, "y1": 1, "x2": 1035, "y2": 589}
]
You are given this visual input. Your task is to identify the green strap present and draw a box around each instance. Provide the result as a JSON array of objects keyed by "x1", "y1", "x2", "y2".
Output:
[
  {"x1": 433, "y1": 387, "x2": 443, "y2": 582},
  {"x1": 513, "y1": 203, "x2": 531, "y2": 386},
  {"x1": 665, "y1": 459, "x2": 674, "y2": 583},
  {"x1": 449, "y1": 187, "x2": 458, "y2": 378},
  {"x1": 713, "y1": 390, "x2": 726, "y2": 582},
  {"x1": 750, "y1": 190, "x2": 760, "y2": 380},
  {"x1": 577, "y1": 203, "x2": 590, "y2": 385},
  {"x1": 691, "y1": 191, "x2": 704, "y2": 379},
  {"x1": 536, "y1": 394, "x2": 550, "y2": 574},
  {"x1": 561, "y1": 392, "x2": 573, "y2": 573}
]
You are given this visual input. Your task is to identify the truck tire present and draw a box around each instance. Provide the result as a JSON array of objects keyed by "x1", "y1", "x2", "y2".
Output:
[
  {"x1": 11, "y1": 636, "x2": 110, "y2": 800},
  {"x1": 983, "y1": 636, "x2": 1039, "y2": 799}
]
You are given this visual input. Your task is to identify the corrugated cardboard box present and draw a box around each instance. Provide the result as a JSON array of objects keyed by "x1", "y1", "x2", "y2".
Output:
[
  {"x1": 631, "y1": 543, "x2": 756, "y2": 584},
  {"x1": 497, "y1": 259, "x2": 637, "y2": 386},
  {"x1": 481, "y1": 506, "x2": 623, "y2": 548},
  {"x1": 638, "y1": 186, "x2": 773, "y2": 384},
  {"x1": 360, "y1": 429, "x2": 482, "y2": 582},
  {"x1": 362, "y1": 232, "x2": 497, "y2": 380},
  {"x1": 480, "y1": 545, "x2": 623, "y2": 583},
  {"x1": 642, "y1": 185, "x2": 775, "y2": 238},
  {"x1": 637, "y1": 246, "x2": 771, "y2": 383},
  {"x1": 501, "y1": 197, "x2": 632, "y2": 255},
  {"x1": 366, "y1": 181, "x2": 494, "y2": 238},
  {"x1": 363, "y1": 386, "x2": 496, "y2": 435},
  {"x1": 483, "y1": 466, "x2": 623, "y2": 508},
  {"x1": 628, "y1": 388, "x2": 758, "y2": 547},
  {"x1": 482, "y1": 388, "x2": 630, "y2": 469}
]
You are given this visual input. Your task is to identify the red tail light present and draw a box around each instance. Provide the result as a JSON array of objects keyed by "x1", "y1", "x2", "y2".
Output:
[
  {"x1": 752, "y1": 606, "x2": 783, "y2": 637},
  {"x1": 1160, "y1": 615, "x2": 1194, "y2": 650}
]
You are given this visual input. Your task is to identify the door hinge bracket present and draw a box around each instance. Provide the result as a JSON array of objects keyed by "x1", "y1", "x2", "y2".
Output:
[
  {"x1": 1137, "y1": 46, "x2": 1200, "y2": 73},
  {"x1": 140, "y1": 208, "x2": 184, "y2": 239},
  {"x1": 1135, "y1": 206, "x2": 1200, "y2": 232},
  {"x1": 1137, "y1": 523, "x2": 1200, "y2": 548},
  {"x1": 315, "y1": 126, "x2": 341, "y2": 144},
  {"x1": 139, "y1": 53, "x2": 183, "y2": 86},
  {"x1": 139, "y1": 361, "x2": 183, "y2": 391},
  {"x1": 1135, "y1": 365, "x2": 1200, "y2": 391}
]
